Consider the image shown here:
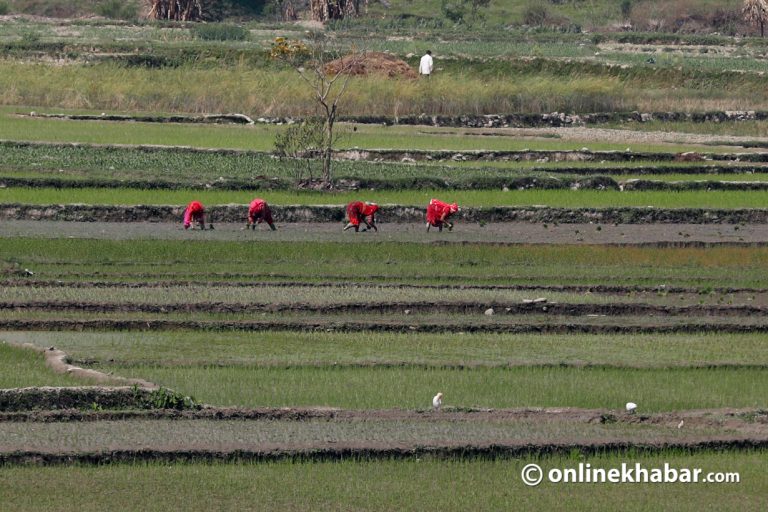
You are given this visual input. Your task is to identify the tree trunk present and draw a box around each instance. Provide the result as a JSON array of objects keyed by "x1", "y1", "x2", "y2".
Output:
[
  {"x1": 147, "y1": 0, "x2": 204, "y2": 21},
  {"x1": 282, "y1": 0, "x2": 297, "y2": 20},
  {"x1": 762, "y1": 20, "x2": 765, "y2": 37},
  {"x1": 309, "y1": 0, "x2": 367, "y2": 22},
  {"x1": 322, "y1": 105, "x2": 336, "y2": 186}
]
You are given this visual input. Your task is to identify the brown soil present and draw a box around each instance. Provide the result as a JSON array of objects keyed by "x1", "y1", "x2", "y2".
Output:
[
  {"x1": 2, "y1": 406, "x2": 764, "y2": 427},
  {"x1": 2, "y1": 318, "x2": 767, "y2": 334},
  {"x1": 4, "y1": 279, "x2": 766, "y2": 295},
  {"x1": 0, "y1": 405, "x2": 765, "y2": 464},
  {"x1": 2, "y1": 438, "x2": 767, "y2": 465},
  {"x1": 2, "y1": 300, "x2": 766, "y2": 317},
  {"x1": 325, "y1": 52, "x2": 417, "y2": 79},
  {"x1": 4, "y1": 222, "x2": 768, "y2": 245},
  {"x1": 0, "y1": 386, "x2": 159, "y2": 412}
]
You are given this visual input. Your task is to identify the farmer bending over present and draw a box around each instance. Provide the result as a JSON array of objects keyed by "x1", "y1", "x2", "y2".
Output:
[
  {"x1": 247, "y1": 198, "x2": 276, "y2": 231},
  {"x1": 183, "y1": 201, "x2": 206, "y2": 230},
  {"x1": 426, "y1": 199, "x2": 458, "y2": 232},
  {"x1": 344, "y1": 201, "x2": 379, "y2": 232}
]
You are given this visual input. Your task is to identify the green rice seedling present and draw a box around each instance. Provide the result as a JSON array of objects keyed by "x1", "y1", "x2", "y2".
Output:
[
  {"x1": 4, "y1": 186, "x2": 768, "y2": 209},
  {"x1": 3, "y1": 240, "x2": 767, "y2": 288},
  {"x1": 0, "y1": 451, "x2": 764, "y2": 511},
  {"x1": 0, "y1": 418, "x2": 718, "y2": 454},
  {"x1": 0, "y1": 343, "x2": 87, "y2": 388},
  {"x1": 6, "y1": 331, "x2": 768, "y2": 369},
  {"x1": 114, "y1": 365, "x2": 768, "y2": 411}
]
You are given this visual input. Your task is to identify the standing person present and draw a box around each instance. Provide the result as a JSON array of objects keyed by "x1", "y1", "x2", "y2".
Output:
[
  {"x1": 426, "y1": 198, "x2": 458, "y2": 232},
  {"x1": 247, "y1": 198, "x2": 276, "y2": 231},
  {"x1": 344, "y1": 201, "x2": 379, "y2": 232},
  {"x1": 183, "y1": 200, "x2": 206, "y2": 230},
  {"x1": 419, "y1": 50, "x2": 433, "y2": 78}
]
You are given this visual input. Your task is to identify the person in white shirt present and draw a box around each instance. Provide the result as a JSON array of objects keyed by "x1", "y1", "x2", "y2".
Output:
[{"x1": 419, "y1": 50, "x2": 433, "y2": 77}]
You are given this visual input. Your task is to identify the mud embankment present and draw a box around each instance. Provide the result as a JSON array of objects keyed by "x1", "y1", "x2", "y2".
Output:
[
  {"x1": 26, "y1": 113, "x2": 255, "y2": 125},
  {"x1": 8, "y1": 175, "x2": 768, "y2": 193},
  {"x1": 4, "y1": 139, "x2": 768, "y2": 165},
  {"x1": 2, "y1": 438, "x2": 766, "y2": 466},
  {"x1": 2, "y1": 300, "x2": 766, "y2": 317},
  {"x1": 4, "y1": 280, "x2": 767, "y2": 295},
  {"x1": 2, "y1": 406, "x2": 763, "y2": 427},
  {"x1": 4, "y1": 203, "x2": 768, "y2": 224},
  {"x1": 2, "y1": 318, "x2": 768, "y2": 334},
  {"x1": 0, "y1": 386, "x2": 157, "y2": 412},
  {"x1": 24, "y1": 110, "x2": 768, "y2": 129}
]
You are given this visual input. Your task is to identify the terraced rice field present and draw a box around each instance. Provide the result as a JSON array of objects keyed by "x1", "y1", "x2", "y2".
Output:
[{"x1": 1, "y1": 16, "x2": 767, "y2": 510}]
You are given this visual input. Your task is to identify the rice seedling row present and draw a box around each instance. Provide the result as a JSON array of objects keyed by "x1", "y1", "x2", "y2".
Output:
[
  {"x1": 5, "y1": 330, "x2": 768, "y2": 370},
  {"x1": 7, "y1": 186, "x2": 768, "y2": 209},
  {"x1": 5, "y1": 283, "x2": 766, "y2": 306},
  {"x1": 0, "y1": 452, "x2": 764, "y2": 512},
  {"x1": 2, "y1": 417, "x2": 733, "y2": 454}
]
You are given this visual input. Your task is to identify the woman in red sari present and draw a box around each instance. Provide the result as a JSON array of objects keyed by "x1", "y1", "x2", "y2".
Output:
[{"x1": 344, "y1": 201, "x2": 379, "y2": 232}]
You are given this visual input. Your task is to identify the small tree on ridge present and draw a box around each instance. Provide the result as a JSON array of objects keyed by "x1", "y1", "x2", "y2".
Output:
[{"x1": 272, "y1": 33, "x2": 364, "y2": 187}]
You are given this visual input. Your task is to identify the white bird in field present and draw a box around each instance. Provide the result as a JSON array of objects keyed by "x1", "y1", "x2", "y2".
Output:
[
  {"x1": 677, "y1": 420, "x2": 684, "y2": 429},
  {"x1": 432, "y1": 392, "x2": 443, "y2": 411},
  {"x1": 625, "y1": 402, "x2": 637, "y2": 414}
]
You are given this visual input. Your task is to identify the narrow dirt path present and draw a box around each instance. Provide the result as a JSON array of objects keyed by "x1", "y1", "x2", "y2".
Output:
[{"x1": 3, "y1": 340, "x2": 157, "y2": 389}]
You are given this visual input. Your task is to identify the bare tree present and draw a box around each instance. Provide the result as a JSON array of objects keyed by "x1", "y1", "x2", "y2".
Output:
[
  {"x1": 309, "y1": 0, "x2": 368, "y2": 22},
  {"x1": 273, "y1": 33, "x2": 364, "y2": 186},
  {"x1": 147, "y1": 0, "x2": 204, "y2": 21},
  {"x1": 743, "y1": 0, "x2": 768, "y2": 37}
]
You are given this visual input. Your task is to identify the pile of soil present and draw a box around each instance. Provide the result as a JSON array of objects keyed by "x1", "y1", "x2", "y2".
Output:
[{"x1": 325, "y1": 52, "x2": 417, "y2": 79}]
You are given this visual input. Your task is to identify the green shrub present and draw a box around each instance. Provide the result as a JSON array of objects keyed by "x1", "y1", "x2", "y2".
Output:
[
  {"x1": 620, "y1": 0, "x2": 633, "y2": 19},
  {"x1": 523, "y1": 5, "x2": 551, "y2": 26},
  {"x1": 134, "y1": 385, "x2": 199, "y2": 410},
  {"x1": 192, "y1": 23, "x2": 249, "y2": 41},
  {"x1": 441, "y1": 0, "x2": 467, "y2": 24},
  {"x1": 0, "y1": 1, "x2": 9, "y2": 15},
  {"x1": 20, "y1": 31, "x2": 41, "y2": 44}
]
